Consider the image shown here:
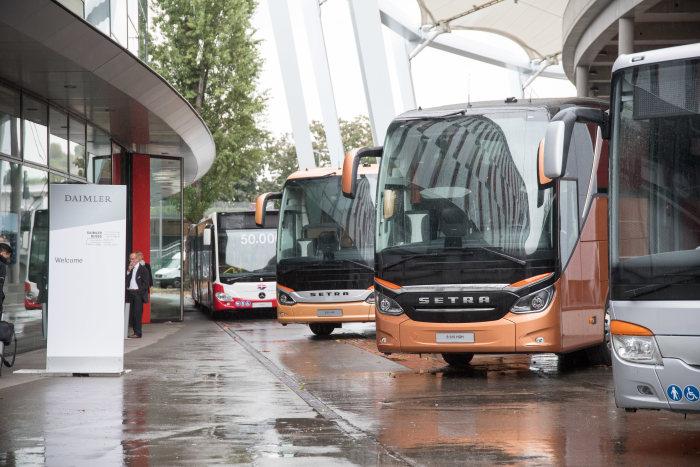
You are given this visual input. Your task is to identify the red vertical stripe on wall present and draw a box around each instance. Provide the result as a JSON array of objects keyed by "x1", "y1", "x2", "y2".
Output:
[{"x1": 131, "y1": 154, "x2": 151, "y2": 323}]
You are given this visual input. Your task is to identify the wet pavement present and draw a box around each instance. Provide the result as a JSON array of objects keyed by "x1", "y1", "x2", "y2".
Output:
[{"x1": 1, "y1": 308, "x2": 699, "y2": 465}]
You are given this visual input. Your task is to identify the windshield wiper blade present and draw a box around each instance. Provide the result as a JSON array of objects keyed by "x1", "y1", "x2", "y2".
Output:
[
  {"x1": 382, "y1": 252, "x2": 443, "y2": 270},
  {"x1": 624, "y1": 272, "x2": 699, "y2": 298},
  {"x1": 475, "y1": 246, "x2": 527, "y2": 266},
  {"x1": 334, "y1": 259, "x2": 374, "y2": 272}
]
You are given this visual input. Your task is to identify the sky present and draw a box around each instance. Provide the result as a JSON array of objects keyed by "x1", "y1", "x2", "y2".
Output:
[{"x1": 252, "y1": 0, "x2": 576, "y2": 137}]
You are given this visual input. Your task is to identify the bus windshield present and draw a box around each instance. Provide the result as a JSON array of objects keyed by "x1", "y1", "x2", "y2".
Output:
[
  {"x1": 376, "y1": 110, "x2": 555, "y2": 284},
  {"x1": 610, "y1": 58, "x2": 700, "y2": 300},
  {"x1": 218, "y1": 228, "x2": 277, "y2": 278},
  {"x1": 278, "y1": 174, "x2": 376, "y2": 269}
]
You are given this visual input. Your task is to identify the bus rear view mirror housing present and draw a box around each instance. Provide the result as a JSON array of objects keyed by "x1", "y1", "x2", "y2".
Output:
[
  {"x1": 342, "y1": 146, "x2": 383, "y2": 199},
  {"x1": 255, "y1": 192, "x2": 282, "y2": 227},
  {"x1": 543, "y1": 107, "x2": 609, "y2": 180}
]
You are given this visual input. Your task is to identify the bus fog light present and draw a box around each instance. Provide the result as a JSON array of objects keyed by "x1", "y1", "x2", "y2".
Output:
[
  {"x1": 511, "y1": 286, "x2": 553, "y2": 313},
  {"x1": 612, "y1": 335, "x2": 662, "y2": 365},
  {"x1": 235, "y1": 301, "x2": 242, "y2": 307},
  {"x1": 637, "y1": 385, "x2": 654, "y2": 396}
]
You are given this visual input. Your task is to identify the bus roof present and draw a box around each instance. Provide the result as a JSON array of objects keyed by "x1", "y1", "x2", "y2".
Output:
[
  {"x1": 286, "y1": 164, "x2": 378, "y2": 181},
  {"x1": 612, "y1": 43, "x2": 700, "y2": 74},
  {"x1": 394, "y1": 97, "x2": 606, "y2": 122}
]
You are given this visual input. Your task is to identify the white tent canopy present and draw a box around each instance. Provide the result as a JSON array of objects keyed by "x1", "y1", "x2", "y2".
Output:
[{"x1": 416, "y1": 0, "x2": 565, "y2": 61}]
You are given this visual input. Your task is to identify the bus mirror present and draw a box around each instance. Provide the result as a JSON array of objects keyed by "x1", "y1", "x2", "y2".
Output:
[
  {"x1": 342, "y1": 146, "x2": 383, "y2": 199},
  {"x1": 203, "y1": 228, "x2": 212, "y2": 246},
  {"x1": 544, "y1": 106, "x2": 609, "y2": 180},
  {"x1": 543, "y1": 121, "x2": 566, "y2": 179},
  {"x1": 255, "y1": 192, "x2": 282, "y2": 227},
  {"x1": 383, "y1": 189, "x2": 396, "y2": 219}
]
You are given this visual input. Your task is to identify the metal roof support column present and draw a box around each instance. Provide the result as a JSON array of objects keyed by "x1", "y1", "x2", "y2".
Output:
[
  {"x1": 389, "y1": 31, "x2": 416, "y2": 112},
  {"x1": 268, "y1": 0, "x2": 316, "y2": 169},
  {"x1": 619, "y1": 17, "x2": 634, "y2": 56},
  {"x1": 300, "y1": 0, "x2": 344, "y2": 168},
  {"x1": 348, "y1": 0, "x2": 396, "y2": 145},
  {"x1": 576, "y1": 65, "x2": 589, "y2": 97},
  {"x1": 507, "y1": 69, "x2": 524, "y2": 99}
]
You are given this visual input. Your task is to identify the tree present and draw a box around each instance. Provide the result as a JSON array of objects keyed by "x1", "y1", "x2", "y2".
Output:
[
  {"x1": 149, "y1": 0, "x2": 266, "y2": 222},
  {"x1": 259, "y1": 116, "x2": 374, "y2": 192}
]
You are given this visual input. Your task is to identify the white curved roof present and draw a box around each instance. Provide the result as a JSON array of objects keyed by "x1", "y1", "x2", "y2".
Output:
[{"x1": 417, "y1": 0, "x2": 566, "y2": 60}]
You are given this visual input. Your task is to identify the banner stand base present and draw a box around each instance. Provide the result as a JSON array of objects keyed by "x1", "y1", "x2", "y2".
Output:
[{"x1": 14, "y1": 369, "x2": 132, "y2": 377}]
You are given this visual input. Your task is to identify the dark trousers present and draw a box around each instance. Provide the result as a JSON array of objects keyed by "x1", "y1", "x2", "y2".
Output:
[{"x1": 127, "y1": 290, "x2": 144, "y2": 336}]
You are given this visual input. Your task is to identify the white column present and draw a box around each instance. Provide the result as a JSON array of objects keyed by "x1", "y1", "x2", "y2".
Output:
[
  {"x1": 576, "y1": 65, "x2": 589, "y2": 97},
  {"x1": 389, "y1": 31, "x2": 416, "y2": 112},
  {"x1": 618, "y1": 17, "x2": 634, "y2": 56},
  {"x1": 300, "y1": 0, "x2": 345, "y2": 168},
  {"x1": 507, "y1": 68, "x2": 524, "y2": 99},
  {"x1": 267, "y1": 0, "x2": 316, "y2": 169},
  {"x1": 348, "y1": 0, "x2": 396, "y2": 145}
]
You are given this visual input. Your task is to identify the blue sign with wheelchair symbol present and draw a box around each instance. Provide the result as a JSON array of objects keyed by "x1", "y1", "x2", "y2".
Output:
[
  {"x1": 684, "y1": 385, "x2": 699, "y2": 403},
  {"x1": 667, "y1": 385, "x2": 683, "y2": 402}
]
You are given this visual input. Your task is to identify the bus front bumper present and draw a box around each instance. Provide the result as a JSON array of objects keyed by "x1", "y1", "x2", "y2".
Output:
[
  {"x1": 375, "y1": 299, "x2": 572, "y2": 354},
  {"x1": 277, "y1": 301, "x2": 375, "y2": 324},
  {"x1": 613, "y1": 349, "x2": 700, "y2": 412}
]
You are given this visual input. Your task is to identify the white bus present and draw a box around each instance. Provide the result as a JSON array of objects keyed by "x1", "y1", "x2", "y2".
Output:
[
  {"x1": 188, "y1": 206, "x2": 279, "y2": 316},
  {"x1": 542, "y1": 44, "x2": 700, "y2": 412}
]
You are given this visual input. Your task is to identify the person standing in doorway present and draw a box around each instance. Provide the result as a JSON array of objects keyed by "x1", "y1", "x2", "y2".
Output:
[{"x1": 126, "y1": 251, "x2": 152, "y2": 338}]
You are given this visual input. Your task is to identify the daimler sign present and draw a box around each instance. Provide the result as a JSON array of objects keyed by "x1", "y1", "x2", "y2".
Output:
[
  {"x1": 64, "y1": 194, "x2": 113, "y2": 203},
  {"x1": 418, "y1": 296, "x2": 491, "y2": 305}
]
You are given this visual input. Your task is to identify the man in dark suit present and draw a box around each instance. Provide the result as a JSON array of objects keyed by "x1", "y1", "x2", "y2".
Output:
[
  {"x1": 0, "y1": 240, "x2": 12, "y2": 318},
  {"x1": 126, "y1": 251, "x2": 152, "y2": 338}
]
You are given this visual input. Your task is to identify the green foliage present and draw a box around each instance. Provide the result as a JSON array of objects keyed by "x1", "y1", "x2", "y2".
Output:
[
  {"x1": 259, "y1": 116, "x2": 374, "y2": 193},
  {"x1": 149, "y1": 0, "x2": 266, "y2": 222}
]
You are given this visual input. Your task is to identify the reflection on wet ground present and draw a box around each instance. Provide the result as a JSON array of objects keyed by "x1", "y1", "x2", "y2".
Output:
[
  {"x1": 229, "y1": 319, "x2": 700, "y2": 466},
  {"x1": 1, "y1": 311, "x2": 699, "y2": 466}
]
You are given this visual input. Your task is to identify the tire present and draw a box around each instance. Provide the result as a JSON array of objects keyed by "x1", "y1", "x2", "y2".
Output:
[
  {"x1": 309, "y1": 323, "x2": 335, "y2": 337},
  {"x1": 441, "y1": 352, "x2": 475, "y2": 367}
]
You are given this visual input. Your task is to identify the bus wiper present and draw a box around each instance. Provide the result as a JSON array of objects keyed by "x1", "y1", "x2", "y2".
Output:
[
  {"x1": 474, "y1": 246, "x2": 527, "y2": 266},
  {"x1": 624, "y1": 272, "x2": 698, "y2": 298},
  {"x1": 333, "y1": 259, "x2": 374, "y2": 272},
  {"x1": 382, "y1": 252, "x2": 444, "y2": 270}
]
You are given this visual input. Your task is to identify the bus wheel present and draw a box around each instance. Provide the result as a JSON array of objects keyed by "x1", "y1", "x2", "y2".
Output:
[
  {"x1": 441, "y1": 352, "x2": 474, "y2": 367},
  {"x1": 309, "y1": 323, "x2": 335, "y2": 337}
]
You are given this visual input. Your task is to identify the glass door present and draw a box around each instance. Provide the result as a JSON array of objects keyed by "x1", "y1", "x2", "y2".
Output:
[{"x1": 149, "y1": 156, "x2": 184, "y2": 321}]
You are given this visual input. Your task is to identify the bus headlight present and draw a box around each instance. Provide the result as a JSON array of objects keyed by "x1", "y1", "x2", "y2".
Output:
[
  {"x1": 365, "y1": 292, "x2": 375, "y2": 304},
  {"x1": 511, "y1": 286, "x2": 553, "y2": 313},
  {"x1": 215, "y1": 292, "x2": 233, "y2": 302},
  {"x1": 278, "y1": 290, "x2": 296, "y2": 305},
  {"x1": 612, "y1": 335, "x2": 662, "y2": 365},
  {"x1": 376, "y1": 293, "x2": 404, "y2": 316}
]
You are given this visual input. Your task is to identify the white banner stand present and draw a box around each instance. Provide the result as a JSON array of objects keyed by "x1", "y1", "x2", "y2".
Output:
[{"x1": 18, "y1": 185, "x2": 128, "y2": 376}]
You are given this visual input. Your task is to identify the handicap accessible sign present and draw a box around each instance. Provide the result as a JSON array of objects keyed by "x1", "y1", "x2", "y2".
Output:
[{"x1": 667, "y1": 384, "x2": 699, "y2": 403}]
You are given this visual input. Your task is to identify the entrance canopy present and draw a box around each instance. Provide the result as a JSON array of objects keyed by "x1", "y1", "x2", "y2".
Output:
[{"x1": 416, "y1": 0, "x2": 566, "y2": 61}]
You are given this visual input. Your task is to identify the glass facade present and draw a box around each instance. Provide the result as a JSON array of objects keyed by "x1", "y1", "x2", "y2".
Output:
[
  {"x1": 66, "y1": 0, "x2": 148, "y2": 60},
  {"x1": 149, "y1": 157, "x2": 183, "y2": 321}
]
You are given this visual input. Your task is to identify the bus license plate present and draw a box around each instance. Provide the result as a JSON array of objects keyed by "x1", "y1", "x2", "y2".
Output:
[
  {"x1": 436, "y1": 332, "x2": 474, "y2": 343},
  {"x1": 317, "y1": 309, "x2": 342, "y2": 317},
  {"x1": 252, "y1": 302, "x2": 269, "y2": 308}
]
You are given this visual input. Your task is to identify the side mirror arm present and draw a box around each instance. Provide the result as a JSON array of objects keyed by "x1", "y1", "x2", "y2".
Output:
[
  {"x1": 341, "y1": 146, "x2": 383, "y2": 199},
  {"x1": 255, "y1": 192, "x2": 282, "y2": 227}
]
